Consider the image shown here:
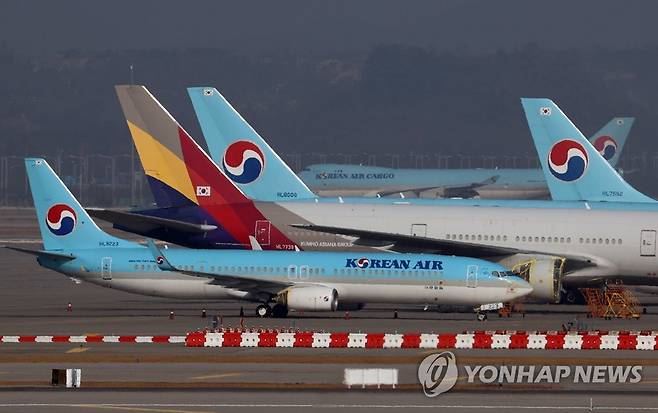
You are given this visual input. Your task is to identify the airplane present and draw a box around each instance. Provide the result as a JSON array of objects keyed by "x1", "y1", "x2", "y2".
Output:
[
  {"x1": 187, "y1": 86, "x2": 652, "y2": 207},
  {"x1": 5, "y1": 158, "x2": 532, "y2": 318},
  {"x1": 295, "y1": 118, "x2": 633, "y2": 199},
  {"x1": 91, "y1": 86, "x2": 658, "y2": 305}
]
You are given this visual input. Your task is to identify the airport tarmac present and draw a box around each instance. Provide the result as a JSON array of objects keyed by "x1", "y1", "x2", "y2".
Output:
[
  {"x1": 5, "y1": 390, "x2": 658, "y2": 413},
  {"x1": 3, "y1": 208, "x2": 658, "y2": 411},
  {"x1": 4, "y1": 390, "x2": 658, "y2": 413}
]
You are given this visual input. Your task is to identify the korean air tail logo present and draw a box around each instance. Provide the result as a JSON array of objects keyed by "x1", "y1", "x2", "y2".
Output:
[
  {"x1": 547, "y1": 139, "x2": 589, "y2": 182},
  {"x1": 356, "y1": 258, "x2": 370, "y2": 268},
  {"x1": 222, "y1": 140, "x2": 265, "y2": 184},
  {"x1": 46, "y1": 204, "x2": 77, "y2": 236},
  {"x1": 593, "y1": 136, "x2": 618, "y2": 160}
]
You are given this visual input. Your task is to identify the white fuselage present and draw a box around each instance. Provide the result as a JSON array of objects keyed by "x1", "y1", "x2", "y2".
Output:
[
  {"x1": 77, "y1": 274, "x2": 524, "y2": 306},
  {"x1": 277, "y1": 202, "x2": 658, "y2": 282}
]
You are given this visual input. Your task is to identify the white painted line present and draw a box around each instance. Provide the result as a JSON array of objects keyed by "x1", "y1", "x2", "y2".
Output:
[{"x1": 0, "y1": 404, "x2": 656, "y2": 410}]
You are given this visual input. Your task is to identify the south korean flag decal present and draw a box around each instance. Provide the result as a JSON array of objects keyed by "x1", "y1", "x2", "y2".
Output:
[
  {"x1": 196, "y1": 186, "x2": 211, "y2": 197},
  {"x1": 540, "y1": 107, "x2": 551, "y2": 116}
]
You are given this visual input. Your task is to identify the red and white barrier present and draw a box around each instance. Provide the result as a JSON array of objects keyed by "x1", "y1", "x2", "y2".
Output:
[
  {"x1": 2, "y1": 330, "x2": 657, "y2": 350},
  {"x1": 0, "y1": 335, "x2": 185, "y2": 344},
  {"x1": 185, "y1": 329, "x2": 658, "y2": 350}
]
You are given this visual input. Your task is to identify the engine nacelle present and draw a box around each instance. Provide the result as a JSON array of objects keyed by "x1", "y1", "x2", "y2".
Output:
[
  {"x1": 278, "y1": 286, "x2": 338, "y2": 311},
  {"x1": 496, "y1": 254, "x2": 564, "y2": 303}
]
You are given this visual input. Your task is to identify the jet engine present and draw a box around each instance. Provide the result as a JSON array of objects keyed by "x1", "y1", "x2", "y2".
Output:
[
  {"x1": 277, "y1": 286, "x2": 338, "y2": 311},
  {"x1": 496, "y1": 254, "x2": 565, "y2": 303}
]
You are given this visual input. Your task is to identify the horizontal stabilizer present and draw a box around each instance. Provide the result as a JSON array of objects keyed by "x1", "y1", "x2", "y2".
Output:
[
  {"x1": 3, "y1": 246, "x2": 76, "y2": 261},
  {"x1": 87, "y1": 208, "x2": 217, "y2": 234}
]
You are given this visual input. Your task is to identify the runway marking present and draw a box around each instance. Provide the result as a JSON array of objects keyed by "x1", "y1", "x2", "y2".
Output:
[
  {"x1": 0, "y1": 239, "x2": 42, "y2": 244},
  {"x1": 66, "y1": 347, "x2": 89, "y2": 354},
  {"x1": 3, "y1": 404, "x2": 658, "y2": 411},
  {"x1": 189, "y1": 372, "x2": 243, "y2": 380},
  {"x1": 74, "y1": 405, "x2": 215, "y2": 413}
]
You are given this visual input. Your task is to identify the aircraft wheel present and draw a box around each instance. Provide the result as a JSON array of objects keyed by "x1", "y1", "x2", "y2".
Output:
[
  {"x1": 477, "y1": 312, "x2": 487, "y2": 321},
  {"x1": 256, "y1": 304, "x2": 271, "y2": 318},
  {"x1": 564, "y1": 290, "x2": 577, "y2": 304},
  {"x1": 562, "y1": 289, "x2": 585, "y2": 305},
  {"x1": 272, "y1": 304, "x2": 289, "y2": 318}
]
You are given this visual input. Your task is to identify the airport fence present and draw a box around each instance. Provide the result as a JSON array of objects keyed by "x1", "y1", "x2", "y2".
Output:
[{"x1": 1, "y1": 152, "x2": 657, "y2": 207}]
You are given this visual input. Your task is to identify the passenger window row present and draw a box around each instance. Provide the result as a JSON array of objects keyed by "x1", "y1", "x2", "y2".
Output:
[
  {"x1": 333, "y1": 268, "x2": 437, "y2": 277},
  {"x1": 446, "y1": 234, "x2": 507, "y2": 242},
  {"x1": 515, "y1": 235, "x2": 571, "y2": 243},
  {"x1": 577, "y1": 237, "x2": 622, "y2": 245},
  {"x1": 445, "y1": 233, "x2": 623, "y2": 246},
  {"x1": 160, "y1": 265, "x2": 328, "y2": 274},
  {"x1": 131, "y1": 263, "x2": 440, "y2": 278}
]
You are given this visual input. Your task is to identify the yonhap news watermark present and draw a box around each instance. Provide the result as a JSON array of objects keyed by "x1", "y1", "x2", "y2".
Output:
[{"x1": 418, "y1": 351, "x2": 643, "y2": 397}]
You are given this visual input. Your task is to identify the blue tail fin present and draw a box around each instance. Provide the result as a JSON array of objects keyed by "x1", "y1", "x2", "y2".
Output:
[
  {"x1": 521, "y1": 98, "x2": 654, "y2": 203},
  {"x1": 187, "y1": 87, "x2": 316, "y2": 201},
  {"x1": 587, "y1": 117, "x2": 634, "y2": 168},
  {"x1": 25, "y1": 158, "x2": 134, "y2": 251}
]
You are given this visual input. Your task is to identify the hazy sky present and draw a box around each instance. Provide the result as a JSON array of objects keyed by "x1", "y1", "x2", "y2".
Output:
[{"x1": 2, "y1": 0, "x2": 658, "y2": 55}]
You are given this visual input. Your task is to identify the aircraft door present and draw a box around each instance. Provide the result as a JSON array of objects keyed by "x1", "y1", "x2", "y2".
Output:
[
  {"x1": 641, "y1": 230, "x2": 656, "y2": 257},
  {"x1": 255, "y1": 220, "x2": 271, "y2": 245},
  {"x1": 101, "y1": 257, "x2": 112, "y2": 281},
  {"x1": 466, "y1": 265, "x2": 478, "y2": 288},
  {"x1": 411, "y1": 224, "x2": 427, "y2": 237}
]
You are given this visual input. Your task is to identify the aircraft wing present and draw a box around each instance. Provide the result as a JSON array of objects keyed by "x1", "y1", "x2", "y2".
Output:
[
  {"x1": 293, "y1": 224, "x2": 520, "y2": 257},
  {"x1": 376, "y1": 175, "x2": 499, "y2": 198},
  {"x1": 3, "y1": 246, "x2": 76, "y2": 261},
  {"x1": 146, "y1": 240, "x2": 289, "y2": 295},
  {"x1": 87, "y1": 208, "x2": 217, "y2": 234},
  {"x1": 292, "y1": 224, "x2": 596, "y2": 266}
]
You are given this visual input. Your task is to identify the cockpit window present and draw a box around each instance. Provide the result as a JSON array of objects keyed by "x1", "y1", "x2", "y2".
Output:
[{"x1": 494, "y1": 270, "x2": 516, "y2": 277}]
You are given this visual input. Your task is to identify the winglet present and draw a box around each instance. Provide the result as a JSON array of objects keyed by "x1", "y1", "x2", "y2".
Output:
[
  {"x1": 146, "y1": 239, "x2": 175, "y2": 271},
  {"x1": 248, "y1": 236, "x2": 263, "y2": 251},
  {"x1": 3, "y1": 245, "x2": 76, "y2": 261}
]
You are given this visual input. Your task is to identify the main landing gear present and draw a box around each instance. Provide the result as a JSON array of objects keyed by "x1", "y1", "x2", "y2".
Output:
[
  {"x1": 256, "y1": 304, "x2": 271, "y2": 318},
  {"x1": 561, "y1": 288, "x2": 586, "y2": 305},
  {"x1": 255, "y1": 303, "x2": 289, "y2": 318}
]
